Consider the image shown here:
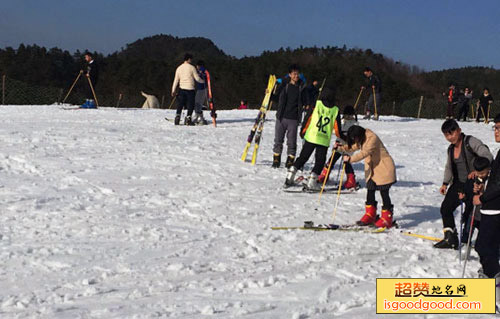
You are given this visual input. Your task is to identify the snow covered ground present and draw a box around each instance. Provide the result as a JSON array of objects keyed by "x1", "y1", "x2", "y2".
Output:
[{"x1": 0, "y1": 105, "x2": 497, "y2": 318}]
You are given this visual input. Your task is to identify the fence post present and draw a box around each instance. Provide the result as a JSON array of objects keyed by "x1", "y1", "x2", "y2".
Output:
[
  {"x1": 2, "y1": 75, "x2": 5, "y2": 105},
  {"x1": 417, "y1": 96, "x2": 424, "y2": 119},
  {"x1": 161, "y1": 95, "x2": 165, "y2": 108},
  {"x1": 57, "y1": 88, "x2": 63, "y2": 105},
  {"x1": 116, "y1": 93, "x2": 123, "y2": 108},
  {"x1": 392, "y1": 101, "x2": 396, "y2": 115}
]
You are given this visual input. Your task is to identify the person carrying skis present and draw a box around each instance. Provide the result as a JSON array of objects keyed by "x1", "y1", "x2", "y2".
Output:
[
  {"x1": 362, "y1": 67, "x2": 381, "y2": 120},
  {"x1": 337, "y1": 125, "x2": 396, "y2": 228},
  {"x1": 472, "y1": 114, "x2": 500, "y2": 295},
  {"x1": 171, "y1": 53, "x2": 204, "y2": 126},
  {"x1": 435, "y1": 119, "x2": 492, "y2": 249},
  {"x1": 318, "y1": 104, "x2": 358, "y2": 189},
  {"x1": 81, "y1": 51, "x2": 99, "y2": 108},
  {"x1": 272, "y1": 64, "x2": 309, "y2": 168},
  {"x1": 476, "y1": 87, "x2": 494, "y2": 123},
  {"x1": 193, "y1": 60, "x2": 208, "y2": 125},
  {"x1": 284, "y1": 89, "x2": 340, "y2": 190}
]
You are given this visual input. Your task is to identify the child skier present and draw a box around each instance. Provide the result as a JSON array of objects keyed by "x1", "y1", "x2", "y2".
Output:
[
  {"x1": 284, "y1": 90, "x2": 341, "y2": 190},
  {"x1": 338, "y1": 125, "x2": 397, "y2": 228},
  {"x1": 318, "y1": 104, "x2": 358, "y2": 189}
]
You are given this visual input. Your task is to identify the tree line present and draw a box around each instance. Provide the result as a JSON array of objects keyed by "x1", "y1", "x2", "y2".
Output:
[{"x1": 0, "y1": 34, "x2": 499, "y2": 114}]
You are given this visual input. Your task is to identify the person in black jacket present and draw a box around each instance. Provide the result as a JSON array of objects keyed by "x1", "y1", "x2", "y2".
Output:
[
  {"x1": 476, "y1": 88, "x2": 494, "y2": 123},
  {"x1": 272, "y1": 64, "x2": 310, "y2": 168},
  {"x1": 362, "y1": 67, "x2": 381, "y2": 120},
  {"x1": 473, "y1": 113, "x2": 500, "y2": 282},
  {"x1": 81, "y1": 51, "x2": 99, "y2": 108},
  {"x1": 435, "y1": 119, "x2": 493, "y2": 249}
]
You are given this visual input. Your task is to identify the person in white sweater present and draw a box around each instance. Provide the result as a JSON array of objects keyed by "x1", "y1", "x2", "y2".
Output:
[
  {"x1": 141, "y1": 91, "x2": 160, "y2": 109},
  {"x1": 171, "y1": 54, "x2": 204, "y2": 125}
]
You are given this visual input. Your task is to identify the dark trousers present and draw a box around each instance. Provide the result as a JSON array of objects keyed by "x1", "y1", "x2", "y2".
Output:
[
  {"x1": 457, "y1": 104, "x2": 468, "y2": 121},
  {"x1": 475, "y1": 213, "x2": 500, "y2": 278},
  {"x1": 440, "y1": 182, "x2": 473, "y2": 230},
  {"x1": 176, "y1": 89, "x2": 196, "y2": 116},
  {"x1": 293, "y1": 141, "x2": 327, "y2": 175},
  {"x1": 85, "y1": 77, "x2": 98, "y2": 100},
  {"x1": 367, "y1": 189, "x2": 392, "y2": 208},
  {"x1": 446, "y1": 102, "x2": 456, "y2": 118}
]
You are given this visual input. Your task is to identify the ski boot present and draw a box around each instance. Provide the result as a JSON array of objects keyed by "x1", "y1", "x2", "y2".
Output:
[
  {"x1": 356, "y1": 202, "x2": 377, "y2": 226},
  {"x1": 317, "y1": 166, "x2": 329, "y2": 184},
  {"x1": 342, "y1": 173, "x2": 356, "y2": 190},
  {"x1": 272, "y1": 153, "x2": 281, "y2": 168},
  {"x1": 433, "y1": 228, "x2": 459, "y2": 249},
  {"x1": 193, "y1": 112, "x2": 208, "y2": 125},
  {"x1": 285, "y1": 155, "x2": 295, "y2": 168},
  {"x1": 304, "y1": 172, "x2": 321, "y2": 191},
  {"x1": 87, "y1": 99, "x2": 96, "y2": 108},
  {"x1": 184, "y1": 116, "x2": 194, "y2": 126},
  {"x1": 363, "y1": 112, "x2": 371, "y2": 120},
  {"x1": 174, "y1": 115, "x2": 181, "y2": 125},
  {"x1": 375, "y1": 205, "x2": 394, "y2": 228},
  {"x1": 284, "y1": 166, "x2": 297, "y2": 187}
]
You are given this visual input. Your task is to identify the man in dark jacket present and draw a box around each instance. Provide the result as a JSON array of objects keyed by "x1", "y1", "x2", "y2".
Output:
[
  {"x1": 272, "y1": 64, "x2": 310, "y2": 168},
  {"x1": 435, "y1": 119, "x2": 493, "y2": 249},
  {"x1": 362, "y1": 67, "x2": 381, "y2": 120},
  {"x1": 81, "y1": 51, "x2": 99, "y2": 108},
  {"x1": 473, "y1": 114, "x2": 500, "y2": 287}
]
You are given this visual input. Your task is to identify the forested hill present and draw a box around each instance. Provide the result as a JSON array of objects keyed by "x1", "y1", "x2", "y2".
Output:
[{"x1": 0, "y1": 34, "x2": 499, "y2": 111}]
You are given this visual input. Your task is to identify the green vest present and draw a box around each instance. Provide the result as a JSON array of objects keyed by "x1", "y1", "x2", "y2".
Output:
[{"x1": 304, "y1": 101, "x2": 339, "y2": 147}]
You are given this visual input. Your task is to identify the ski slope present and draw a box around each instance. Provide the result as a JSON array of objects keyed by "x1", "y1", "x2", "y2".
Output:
[{"x1": 0, "y1": 105, "x2": 496, "y2": 318}]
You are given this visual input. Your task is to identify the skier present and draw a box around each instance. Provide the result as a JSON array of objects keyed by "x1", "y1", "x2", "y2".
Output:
[
  {"x1": 361, "y1": 67, "x2": 381, "y2": 120},
  {"x1": 318, "y1": 104, "x2": 358, "y2": 189},
  {"x1": 237, "y1": 100, "x2": 248, "y2": 110},
  {"x1": 306, "y1": 80, "x2": 320, "y2": 108},
  {"x1": 337, "y1": 125, "x2": 396, "y2": 228},
  {"x1": 284, "y1": 89, "x2": 340, "y2": 190},
  {"x1": 476, "y1": 88, "x2": 494, "y2": 123},
  {"x1": 81, "y1": 51, "x2": 99, "y2": 109},
  {"x1": 272, "y1": 64, "x2": 310, "y2": 168},
  {"x1": 472, "y1": 114, "x2": 500, "y2": 299},
  {"x1": 193, "y1": 60, "x2": 208, "y2": 125},
  {"x1": 435, "y1": 119, "x2": 492, "y2": 249},
  {"x1": 442, "y1": 83, "x2": 458, "y2": 120},
  {"x1": 171, "y1": 54, "x2": 204, "y2": 126}
]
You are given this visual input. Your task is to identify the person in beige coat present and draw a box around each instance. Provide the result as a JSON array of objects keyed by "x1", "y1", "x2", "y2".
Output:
[{"x1": 337, "y1": 125, "x2": 397, "y2": 228}]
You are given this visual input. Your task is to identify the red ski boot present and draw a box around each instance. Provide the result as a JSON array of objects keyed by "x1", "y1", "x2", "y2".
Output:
[
  {"x1": 317, "y1": 166, "x2": 329, "y2": 184},
  {"x1": 342, "y1": 173, "x2": 356, "y2": 189},
  {"x1": 375, "y1": 206, "x2": 394, "y2": 228},
  {"x1": 356, "y1": 203, "x2": 377, "y2": 226}
]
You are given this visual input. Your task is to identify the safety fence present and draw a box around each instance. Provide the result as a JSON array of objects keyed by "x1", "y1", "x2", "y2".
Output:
[{"x1": 1, "y1": 74, "x2": 499, "y2": 120}]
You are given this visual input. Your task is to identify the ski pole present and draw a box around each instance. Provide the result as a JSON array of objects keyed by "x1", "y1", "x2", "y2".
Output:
[
  {"x1": 86, "y1": 76, "x2": 99, "y2": 106},
  {"x1": 316, "y1": 77, "x2": 327, "y2": 102},
  {"x1": 62, "y1": 70, "x2": 83, "y2": 103},
  {"x1": 336, "y1": 156, "x2": 343, "y2": 184},
  {"x1": 372, "y1": 87, "x2": 379, "y2": 120},
  {"x1": 486, "y1": 104, "x2": 491, "y2": 124},
  {"x1": 318, "y1": 149, "x2": 336, "y2": 203},
  {"x1": 458, "y1": 201, "x2": 464, "y2": 264},
  {"x1": 353, "y1": 87, "x2": 364, "y2": 110},
  {"x1": 332, "y1": 163, "x2": 346, "y2": 223},
  {"x1": 168, "y1": 95, "x2": 177, "y2": 109},
  {"x1": 462, "y1": 205, "x2": 479, "y2": 278}
]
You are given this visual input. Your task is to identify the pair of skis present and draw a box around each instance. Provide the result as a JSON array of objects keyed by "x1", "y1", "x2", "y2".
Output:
[
  {"x1": 241, "y1": 75, "x2": 277, "y2": 165},
  {"x1": 204, "y1": 70, "x2": 217, "y2": 127},
  {"x1": 271, "y1": 221, "x2": 386, "y2": 233}
]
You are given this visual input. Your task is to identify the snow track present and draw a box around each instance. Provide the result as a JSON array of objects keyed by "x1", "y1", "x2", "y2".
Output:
[{"x1": 0, "y1": 105, "x2": 496, "y2": 318}]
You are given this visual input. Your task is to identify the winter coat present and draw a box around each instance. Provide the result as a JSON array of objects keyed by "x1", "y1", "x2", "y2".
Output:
[
  {"x1": 340, "y1": 129, "x2": 396, "y2": 185},
  {"x1": 480, "y1": 150, "x2": 500, "y2": 212},
  {"x1": 275, "y1": 78, "x2": 309, "y2": 121},
  {"x1": 141, "y1": 91, "x2": 160, "y2": 109},
  {"x1": 85, "y1": 60, "x2": 99, "y2": 85},
  {"x1": 443, "y1": 134, "x2": 493, "y2": 186}
]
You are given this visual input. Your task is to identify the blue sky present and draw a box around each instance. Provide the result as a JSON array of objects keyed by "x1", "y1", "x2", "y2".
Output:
[{"x1": 1, "y1": 0, "x2": 499, "y2": 71}]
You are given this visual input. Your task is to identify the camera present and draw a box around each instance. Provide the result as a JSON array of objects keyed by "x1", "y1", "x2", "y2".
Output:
[{"x1": 474, "y1": 176, "x2": 485, "y2": 185}]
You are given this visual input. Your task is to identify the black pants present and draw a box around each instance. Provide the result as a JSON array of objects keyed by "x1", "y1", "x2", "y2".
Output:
[
  {"x1": 440, "y1": 182, "x2": 473, "y2": 230},
  {"x1": 476, "y1": 104, "x2": 487, "y2": 121},
  {"x1": 456, "y1": 103, "x2": 468, "y2": 121},
  {"x1": 293, "y1": 141, "x2": 327, "y2": 175},
  {"x1": 367, "y1": 189, "x2": 392, "y2": 208},
  {"x1": 176, "y1": 89, "x2": 196, "y2": 116},
  {"x1": 446, "y1": 102, "x2": 456, "y2": 118},
  {"x1": 475, "y1": 213, "x2": 500, "y2": 278}
]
